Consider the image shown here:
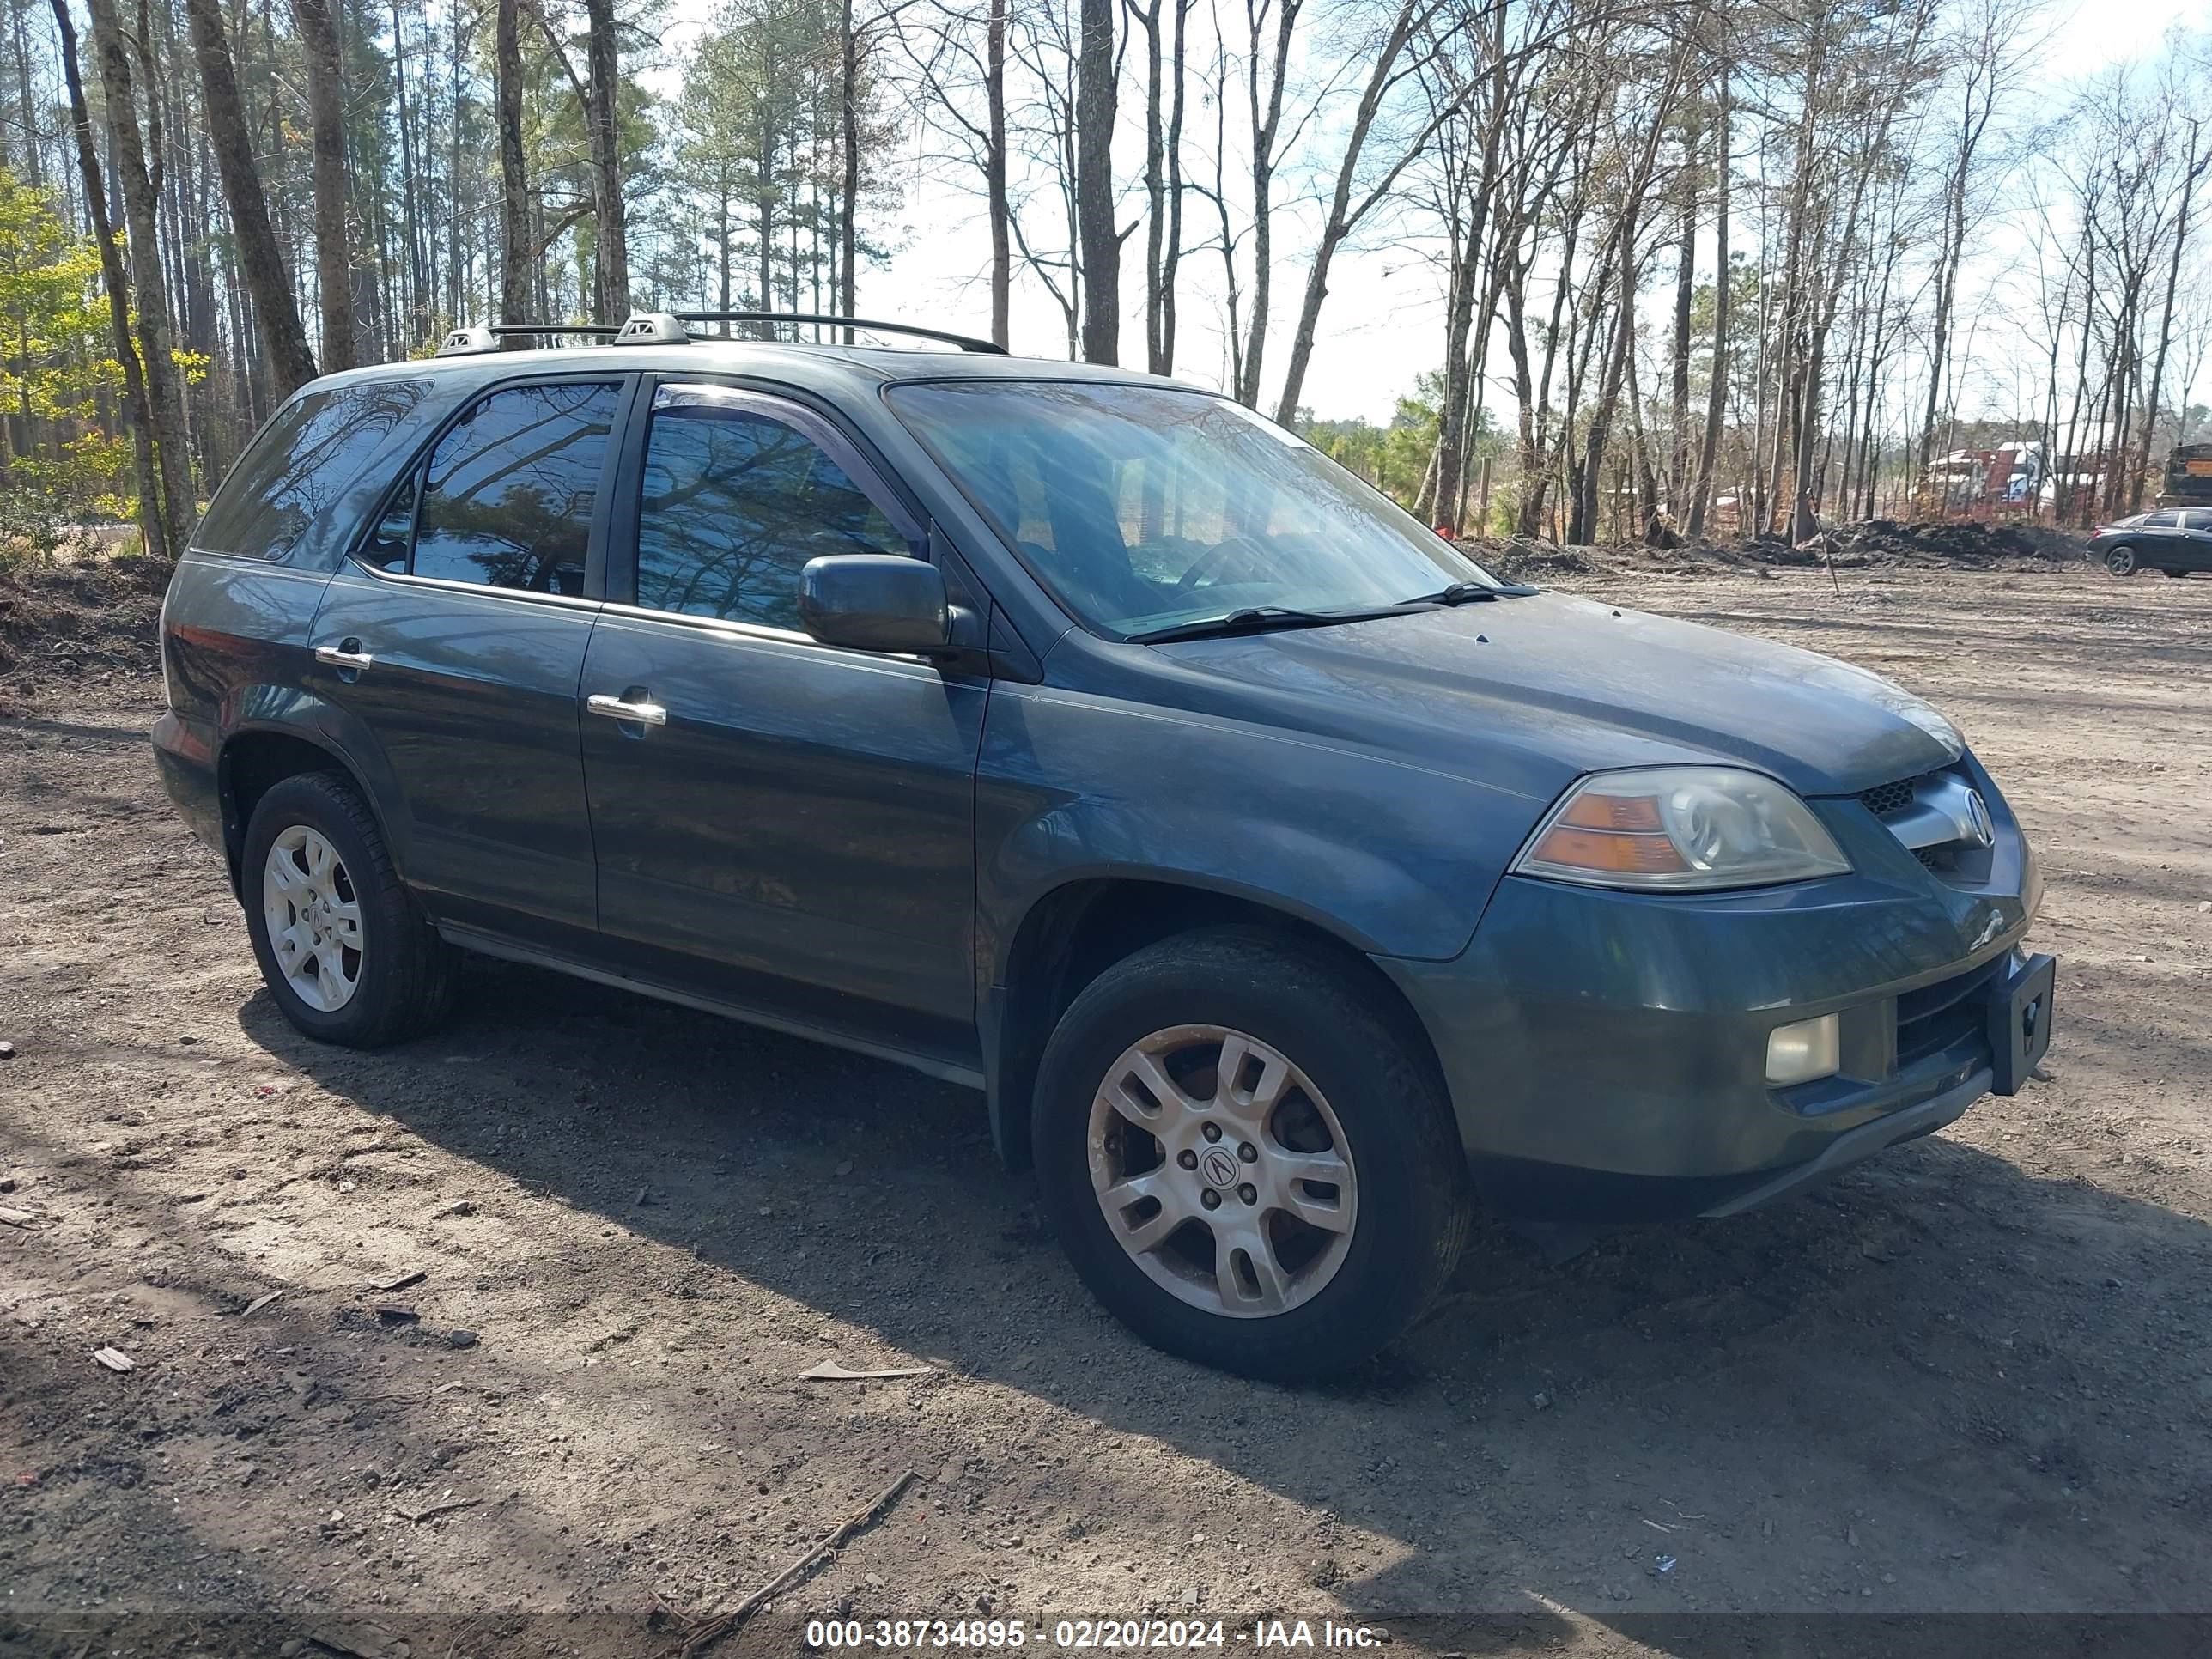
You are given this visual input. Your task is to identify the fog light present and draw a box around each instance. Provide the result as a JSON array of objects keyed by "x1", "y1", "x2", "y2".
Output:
[{"x1": 1766, "y1": 1013, "x2": 1840, "y2": 1085}]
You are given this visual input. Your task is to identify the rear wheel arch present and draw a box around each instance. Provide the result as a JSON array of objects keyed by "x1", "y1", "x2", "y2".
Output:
[
  {"x1": 219, "y1": 727, "x2": 393, "y2": 893},
  {"x1": 987, "y1": 878, "x2": 1449, "y2": 1171}
]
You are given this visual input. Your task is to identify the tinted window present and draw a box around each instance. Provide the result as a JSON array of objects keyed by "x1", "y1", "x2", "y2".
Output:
[
  {"x1": 194, "y1": 379, "x2": 433, "y2": 560},
  {"x1": 2180, "y1": 510, "x2": 2212, "y2": 531},
  {"x1": 410, "y1": 381, "x2": 621, "y2": 593},
  {"x1": 2142, "y1": 511, "x2": 2179, "y2": 528},
  {"x1": 633, "y1": 395, "x2": 908, "y2": 629}
]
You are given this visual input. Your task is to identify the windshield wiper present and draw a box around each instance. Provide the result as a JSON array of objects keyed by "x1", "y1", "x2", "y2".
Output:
[
  {"x1": 1406, "y1": 580, "x2": 1537, "y2": 605},
  {"x1": 1129, "y1": 604, "x2": 1419, "y2": 645}
]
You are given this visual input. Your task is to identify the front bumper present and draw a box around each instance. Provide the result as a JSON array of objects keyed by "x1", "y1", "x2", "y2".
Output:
[{"x1": 1380, "y1": 771, "x2": 2049, "y2": 1224}]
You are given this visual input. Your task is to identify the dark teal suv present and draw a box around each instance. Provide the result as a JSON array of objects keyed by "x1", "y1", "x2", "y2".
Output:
[{"x1": 153, "y1": 315, "x2": 2055, "y2": 1380}]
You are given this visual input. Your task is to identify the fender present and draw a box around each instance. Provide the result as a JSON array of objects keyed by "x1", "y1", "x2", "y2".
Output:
[
  {"x1": 975, "y1": 680, "x2": 1540, "y2": 988},
  {"x1": 213, "y1": 696, "x2": 416, "y2": 887}
]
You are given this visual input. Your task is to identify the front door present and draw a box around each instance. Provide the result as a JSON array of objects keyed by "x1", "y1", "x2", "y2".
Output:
[
  {"x1": 578, "y1": 382, "x2": 986, "y2": 1066},
  {"x1": 310, "y1": 376, "x2": 630, "y2": 948}
]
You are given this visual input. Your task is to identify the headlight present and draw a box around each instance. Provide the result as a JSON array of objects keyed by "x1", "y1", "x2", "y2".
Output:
[{"x1": 1513, "y1": 766, "x2": 1852, "y2": 891}]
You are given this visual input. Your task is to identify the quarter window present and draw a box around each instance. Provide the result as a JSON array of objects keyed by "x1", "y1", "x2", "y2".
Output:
[
  {"x1": 402, "y1": 380, "x2": 622, "y2": 594},
  {"x1": 633, "y1": 395, "x2": 908, "y2": 630},
  {"x1": 195, "y1": 378, "x2": 433, "y2": 561}
]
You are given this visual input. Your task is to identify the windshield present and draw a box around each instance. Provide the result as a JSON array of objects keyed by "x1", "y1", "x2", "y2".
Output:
[{"x1": 886, "y1": 380, "x2": 1498, "y2": 637}]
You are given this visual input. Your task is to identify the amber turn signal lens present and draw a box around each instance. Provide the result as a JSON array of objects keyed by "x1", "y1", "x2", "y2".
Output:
[
  {"x1": 1554, "y1": 791, "x2": 1666, "y2": 833},
  {"x1": 1526, "y1": 823, "x2": 1689, "y2": 875}
]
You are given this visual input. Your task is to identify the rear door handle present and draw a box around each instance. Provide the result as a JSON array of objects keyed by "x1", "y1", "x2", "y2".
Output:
[
  {"x1": 315, "y1": 639, "x2": 373, "y2": 678},
  {"x1": 587, "y1": 691, "x2": 668, "y2": 728}
]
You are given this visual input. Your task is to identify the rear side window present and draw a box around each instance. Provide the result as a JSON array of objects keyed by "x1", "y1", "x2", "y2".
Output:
[
  {"x1": 193, "y1": 379, "x2": 433, "y2": 560},
  {"x1": 632, "y1": 393, "x2": 908, "y2": 629},
  {"x1": 380, "y1": 381, "x2": 622, "y2": 595},
  {"x1": 2142, "y1": 511, "x2": 2179, "y2": 528}
]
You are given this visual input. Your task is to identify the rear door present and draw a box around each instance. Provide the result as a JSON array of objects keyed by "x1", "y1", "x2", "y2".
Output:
[
  {"x1": 2179, "y1": 509, "x2": 2212, "y2": 569},
  {"x1": 577, "y1": 380, "x2": 986, "y2": 1069},
  {"x1": 310, "y1": 375, "x2": 634, "y2": 950}
]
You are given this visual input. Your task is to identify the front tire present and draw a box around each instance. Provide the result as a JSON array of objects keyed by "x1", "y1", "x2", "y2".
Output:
[
  {"x1": 1032, "y1": 928, "x2": 1469, "y2": 1382},
  {"x1": 241, "y1": 772, "x2": 458, "y2": 1048},
  {"x1": 2106, "y1": 545, "x2": 2138, "y2": 576}
]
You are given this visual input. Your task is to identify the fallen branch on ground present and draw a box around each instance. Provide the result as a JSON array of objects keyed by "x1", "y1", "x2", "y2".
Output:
[{"x1": 666, "y1": 1468, "x2": 918, "y2": 1657}]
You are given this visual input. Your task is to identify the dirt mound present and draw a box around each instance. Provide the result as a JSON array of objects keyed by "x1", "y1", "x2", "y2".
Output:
[
  {"x1": 0, "y1": 553, "x2": 171, "y2": 711},
  {"x1": 1832, "y1": 519, "x2": 2086, "y2": 564},
  {"x1": 1464, "y1": 519, "x2": 2091, "y2": 582}
]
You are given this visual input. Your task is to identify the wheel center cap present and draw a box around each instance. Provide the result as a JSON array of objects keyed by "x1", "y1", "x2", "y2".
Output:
[{"x1": 1200, "y1": 1146, "x2": 1240, "y2": 1188}]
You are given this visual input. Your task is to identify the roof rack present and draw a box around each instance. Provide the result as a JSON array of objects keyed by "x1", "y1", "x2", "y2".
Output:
[
  {"x1": 433, "y1": 311, "x2": 1007, "y2": 359},
  {"x1": 671, "y1": 311, "x2": 1007, "y2": 355},
  {"x1": 433, "y1": 322, "x2": 621, "y2": 358}
]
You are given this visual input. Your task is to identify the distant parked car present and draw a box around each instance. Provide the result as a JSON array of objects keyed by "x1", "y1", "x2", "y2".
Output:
[
  {"x1": 153, "y1": 311, "x2": 2056, "y2": 1381},
  {"x1": 2089, "y1": 508, "x2": 2212, "y2": 577}
]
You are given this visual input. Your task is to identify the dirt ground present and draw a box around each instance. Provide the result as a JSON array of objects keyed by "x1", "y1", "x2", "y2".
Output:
[{"x1": 3, "y1": 553, "x2": 2209, "y2": 1658}]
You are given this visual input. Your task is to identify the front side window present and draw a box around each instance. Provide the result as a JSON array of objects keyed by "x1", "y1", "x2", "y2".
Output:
[
  {"x1": 886, "y1": 380, "x2": 1496, "y2": 637},
  {"x1": 401, "y1": 380, "x2": 622, "y2": 594},
  {"x1": 632, "y1": 391, "x2": 908, "y2": 630},
  {"x1": 2180, "y1": 510, "x2": 2212, "y2": 532},
  {"x1": 195, "y1": 378, "x2": 433, "y2": 560}
]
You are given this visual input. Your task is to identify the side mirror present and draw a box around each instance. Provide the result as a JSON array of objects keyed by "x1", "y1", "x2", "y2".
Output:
[{"x1": 798, "y1": 555, "x2": 951, "y2": 655}]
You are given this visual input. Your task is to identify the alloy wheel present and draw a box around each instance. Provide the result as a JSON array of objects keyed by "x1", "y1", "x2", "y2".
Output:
[
  {"x1": 2106, "y1": 546, "x2": 2136, "y2": 575},
  {"x1": 1086, "y1": 1024, "x2": 1358, "y2": 1318},
  {"x1": 262, "y1": 824, "x2": 364, "y2": 1012}
]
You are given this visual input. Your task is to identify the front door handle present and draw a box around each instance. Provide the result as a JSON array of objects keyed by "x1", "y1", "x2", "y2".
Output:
[
  {"x1": 314, "y1": 638, "x2": 373, "y2": 679},
  {"x1": 587, "y1": 691, "x2": 668, "y2": 728}
]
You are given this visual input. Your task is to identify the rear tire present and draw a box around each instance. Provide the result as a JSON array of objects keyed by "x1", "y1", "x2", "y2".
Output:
[
  {"x1": 241, "y1": 772, "x2": 459, "y2": 1048},
  {"x1": 2105, "y1": 545, "x2": 2138, "y2": 576},
  {"x1": 1032, "y1": 927, "x2": 1469, "y2": 1382}
]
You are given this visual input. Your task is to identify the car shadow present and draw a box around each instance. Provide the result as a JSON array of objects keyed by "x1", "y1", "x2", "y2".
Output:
[{"x1": 239, "y1": 956, "x2": 2212, "y2": 1644}]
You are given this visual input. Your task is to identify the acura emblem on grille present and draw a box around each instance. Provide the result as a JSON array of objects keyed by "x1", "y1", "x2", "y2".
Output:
[{"x1": 1962, "y1": 789, "x2": 1995, "y2": 848}]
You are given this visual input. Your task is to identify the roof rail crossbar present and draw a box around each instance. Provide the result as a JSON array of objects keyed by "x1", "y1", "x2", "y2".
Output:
[
  {"x1": 487, "y1": 324, "x2": 621, "y2": 337},
  {"x1": 674, "y1": 311, "x2": 1007, "y2": 356}
]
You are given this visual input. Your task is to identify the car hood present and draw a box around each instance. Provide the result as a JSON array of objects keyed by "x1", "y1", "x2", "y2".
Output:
[{"x1": 1150, "y1": 592, "x2": 1966, "y2": 802}]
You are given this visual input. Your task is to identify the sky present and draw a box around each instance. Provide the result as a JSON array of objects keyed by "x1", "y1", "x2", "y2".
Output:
[{"x1": 655, "y1": 0, "x2": 2204, "y2": 426}]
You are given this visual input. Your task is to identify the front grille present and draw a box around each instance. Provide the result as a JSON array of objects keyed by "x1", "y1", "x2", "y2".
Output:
[
  {"x1": 1896, "y1": 954, "x2": 2004, "y2": 1066},
  {"x1": 1857, "y1": 775, "x2": 1922, "y2": 818}
]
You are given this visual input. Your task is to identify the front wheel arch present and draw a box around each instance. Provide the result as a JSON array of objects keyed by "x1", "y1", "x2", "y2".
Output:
[{"x1": 987, "y1": 879, "x2": 1449, "y2": 1174}]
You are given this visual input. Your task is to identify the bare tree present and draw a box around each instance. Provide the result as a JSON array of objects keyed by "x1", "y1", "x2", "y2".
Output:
[
  {"x1": 80, "y1": 0, "x2": 192, "y2": 554},
  {"x1": 583, "y1": 0, "x2": 631, "y2": 322},
  {"x1": 182, "y1": 0, "x2": 318, "y2": 394},
  {"x1": 294, "y1": 0, "x2": 358, "y2": 371},
  {"x1": 1074, "y1": 0, "x2": 1120, "y2": 360}
]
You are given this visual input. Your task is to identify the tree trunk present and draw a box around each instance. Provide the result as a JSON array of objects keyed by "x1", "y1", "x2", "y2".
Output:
[
  {"x1": 986, "y1": 0, "x2": 1010, "y2": 348},
  {"x1": 2130, "y1": 124, "x2": 2204, "y2": 509},
  {"x1": 82, "y1": 0, "x2": 192, "y2": 557},
  {"x1": 1667, "y1": 112, "x2": 1698, "y2": 516},
  {"x1": 1073, "y1": 0, "x2": 1117, "y2": 362},
  {"x1": 583, "y1": 0, "x2": 629, "y2": 323},
  {"x1": 293, "y1": 0, "x2": 356, "y2": 371},
  {"x1": 495, "y1": 0, "x2": 530, "y2": 325},
  {"x1": 1686, "y1": 70, "x2": 1729, "y2": 538},
  {"x1": 52, "y1": 0, "x2": 168, "y2": 562},
  {"x1": 182, "y1": 0, "x2": 317, "y2": 394},
  {"x1": 840, "y1": 0, "x2": 860, "y2": 331}
]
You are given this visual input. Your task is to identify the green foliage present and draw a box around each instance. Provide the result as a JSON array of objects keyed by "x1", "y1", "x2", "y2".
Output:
[{"x1": 0, "y1": 167, "x2": 135, "y2": 529}]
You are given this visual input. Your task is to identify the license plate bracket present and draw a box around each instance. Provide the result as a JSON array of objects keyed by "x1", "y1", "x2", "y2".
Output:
[{"x1": 1986, "y1": 951, "x2": 2057, "y2": 1096}]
